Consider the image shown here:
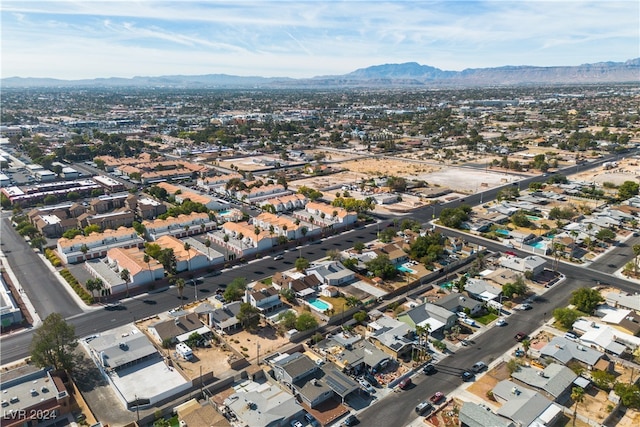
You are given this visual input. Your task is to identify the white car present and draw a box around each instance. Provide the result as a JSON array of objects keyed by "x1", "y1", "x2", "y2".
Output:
[{"x1": 495, "y1": 318, "x2": 506, "y2": 327}]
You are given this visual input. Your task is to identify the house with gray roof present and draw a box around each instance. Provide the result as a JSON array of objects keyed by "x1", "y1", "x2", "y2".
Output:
[
  {"x1": 500, "y1": 255, "x2": 546, "y2": 276},
  {"x1": 307, "y1": 261, "x2": 355, "y2": 286},
  {"x1": 368, "y1": 315, "x2": 414, "y2": 359},
  {"x1": 464, "y1": 278, "x2": 502, "y2": 302},
  {"x1": 605, "y1": 291, "x2": 640, "y2": 312},
  {"x1": 148, "y1": 313, "x2": 207, "y2": 344},
  {"x1": 539, "y1": 336, "x2": 604, "y2": 368},
  {"x1": 511, "y1": 364, "x2": 578, "y2": 403},
  {"x1": 272, "y1": 352, "x2": 358, "y2": 408},
  {"x1": 196, "y1": 301, "x2": 242, "y2": 333},
  {"x1": 89, "y1": 331, "x2": 158, "y2": 372},
  {"x1": 224, "y1": 381, "x2": 303, "y2": 427},
  {"x1": 317, "y1": 335, "x2": 391, "y2": 376},
  {"x1": 459, "y1": 402, "x2": 514, "y2": 427},
  {"x1": 398, "y1": 302, "x2": 458, "y2": 334},
  {"x1": 435, "y1": 293, "x2": 484, "y2": 316},
  {"x1": 492, "y1": 380, "x2": 563, "y2": 427}
]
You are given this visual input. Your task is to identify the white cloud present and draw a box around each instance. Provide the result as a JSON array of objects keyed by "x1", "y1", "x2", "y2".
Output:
[{"x1": 1, "y1": 1, "x2": 638, "y2": 79}]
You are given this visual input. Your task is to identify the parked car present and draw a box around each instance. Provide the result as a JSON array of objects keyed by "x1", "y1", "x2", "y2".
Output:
[
  {"x1": 398, "y1": 377, "x2": 412, "y2": 390},
  {"x1": 495, "y1": 318, "x2": 506, "y2": 327},
  {"x1": 290, "y1": 420, "x2": 303, "y2": 427},
  {"x1": 415, "y1": 401, "x2": 434, "y2": 415},
  {"x1": 358, "y1": 379, "x2": 376, "y2": 394},
  {"x1": 471, "y1": 361, "x2": 487, "y2": 373},
  {"x1": 429, "y1": 392, "x2": 445, "y2": 404},
  {"x1": 564, "y1": 332, "x2": 578, "y2": 341},
  {"x1": 462, "y1": 318, "x2": 476, "y2": 327},
  {"x1": 273, "y1": 254, "x2": 284, "y2": 261},
  {"x1": 514, "y1": 332, "x2": 527, "y2": 342},
  {"x1": 342, "y1": 415, "x2": 359, "y2": 426},
  {"x1": 518, "y1": 303, "x2": 532, "y2": 311},
  {"x1": 461, "y1": 371, "x2": 474, "y2": 382},
  {"x1": 422, "y1": 364, "x2": 436, "y2": 375}
]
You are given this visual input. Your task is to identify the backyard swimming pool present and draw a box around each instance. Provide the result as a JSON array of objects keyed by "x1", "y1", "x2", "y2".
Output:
[
  {"x1": 218, "y1": 209, "x2": 232, "y2": 216},
  {"x1": 307, "y1": 298, "x2": 332, "y2": 312},
  {"x1": 440, "y1": 282, "x2": 453, "y2": 290},
  {"x1": 397, "y1": 264, "x2": 417, "y2": 274},
  {"x1": 530, "y1": 241, "x2": 547, "y2": 249},
  {"x1": 496, "y1": 229, "x2": 510, "y2": 235},
  {"x1": 526, "y1": 215, "x2": 542, "y2": 221}
]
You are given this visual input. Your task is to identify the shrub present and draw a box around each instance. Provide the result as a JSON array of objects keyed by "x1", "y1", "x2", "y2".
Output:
[{"x1": 60, "y1": 269, "x2": 93, "y2": 304}]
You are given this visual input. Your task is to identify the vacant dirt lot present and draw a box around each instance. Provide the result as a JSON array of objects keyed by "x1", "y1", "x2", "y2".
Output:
[
  {"x1": 572, "y1": 157, "x2": 640, "y2": 186},
  {"x1": 224, "y1": 322, "x2": 291, "y2": 363}
]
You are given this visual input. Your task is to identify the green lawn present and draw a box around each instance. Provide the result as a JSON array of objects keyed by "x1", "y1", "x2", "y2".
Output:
[{"x1": 474, "y1": 313, "x2": 498, "y2": 325}]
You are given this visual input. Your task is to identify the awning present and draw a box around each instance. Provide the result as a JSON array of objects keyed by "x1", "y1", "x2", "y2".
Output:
[{"x1": 176, "y1": 326, "x2": 211, "y2": 342}]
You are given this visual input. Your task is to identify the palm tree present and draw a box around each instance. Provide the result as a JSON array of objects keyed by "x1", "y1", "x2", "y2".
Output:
[
  {"x1": 633, "y1": 244, "x2": 640, "y2": 276},
  {"x1": 521, "y1": 339, "x2": 531, "y2": 359},
  {"x1": 143, "y1": 254, "x2": 152, "y2": 279},
  {"x1": 93, "y1": 278, "x2": 104, "y2": 302},
  {"x1": 223, "y1": 234, "x2": 229, "y2": 260},
  {"x1": 254, "y1": 226, "x2": 261, "y2": 247},
  {"x1": 204, "y1": 239, "x2": 211, "y2": 260},
  {"x1": 120, "y1": 268, "x2": 131, "y2": 298},
  {"x1": 183, "y1": 242, "x2": 192, "y2": 273},
  {"x1": 175, "y1": 278, "x2": 186, "y2": 308},
  {"x1": 571, "y1": 386, "x2": 585, "y2": 426},
  {"x1": 80, "y1": 244, "x2": 89, "y2": 261}
]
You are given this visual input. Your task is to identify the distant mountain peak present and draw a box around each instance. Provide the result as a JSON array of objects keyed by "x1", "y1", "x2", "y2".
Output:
[{"x1": 2, "y1": 58, "x2": 638, "y2": 88}]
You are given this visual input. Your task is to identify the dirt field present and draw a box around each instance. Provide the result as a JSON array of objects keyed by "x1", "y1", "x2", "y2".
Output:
[
  {"x1": 224, "y1": 322, "x2": 291, "y2": 363},
  {"x1": 571, "y1": 157, "x2": 640, "y2": 186}
]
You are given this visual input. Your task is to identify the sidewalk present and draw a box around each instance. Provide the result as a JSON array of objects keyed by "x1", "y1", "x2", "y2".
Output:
[{"x1": 0, "y1": 250, "x2": 42, "y2": 328}]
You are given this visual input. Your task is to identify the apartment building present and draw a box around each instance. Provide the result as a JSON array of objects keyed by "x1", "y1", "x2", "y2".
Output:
[
  {"x1": 57, "y1": 227, "x2": 144, "y2": 264},
  {"x1": 142, "y1": 212, "x2": 216, "y2": 241}
]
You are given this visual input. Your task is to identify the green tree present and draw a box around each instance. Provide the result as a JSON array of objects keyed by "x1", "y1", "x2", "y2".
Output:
[
  {"x1": 84, "y1": 224, "x2": 101, "y2": 235},
  {"x1": 353, "y1": 242, "x2": 365, "y2": 253},
  {"x1": 571, "y1": 386, "x2": 585, "y2": 426},
  {"x1": 295, "y1": 312, "x2": 319, "y2": 331},
  {"x1": 618, "y1": 180, "x2": 639, "y2": 200},
  {"x1": 295, "y1": 257, "x2": 310, "y2": 272},
  {"x1": 175, "y1": 278, "x2": 186, "y2": 307},
  {"x1": 353, "y1": 310, "x2": 368, "y2": 324},
  {"x1": 237, "y1": 303, "x2": 261, "y2": 331},
  {"x1": 280, "y1": 288, "x2": 295, "y2": 303},
  {"x1": 590, "y1": 370, "x2": 616, "y2": 391},
  {"x1": 570, "y1": 287, "x2": 604, "y2": 314},
  {"x1": 511, "y1": 211, "x2": 532, "y2": 228},
  {"x1": 120, "y1": 268, "x2": 131, "y2": 298},
  {"x1": 595, "y1": 228, "x2": 616, "y2": 242},
  {"x1": 345, "y1": 296, "x2": 361, "y2": 307},
  {"x1": 223, "y1": 277, "x2": 247, "y2": 301},
  {"x1": 633, "y1": 244, "x2": 640, "y2": 276},
  {"x1": 30, "y1": 313, "x2": 79, "y2": 373},
  {"x1": 278, "y1": 310, "x2": 298, "y2": 329},
  {"x1": 62, "y1": 228, "x2": 82, "y2": 239},
  {"x1": 613, "y1": 383, "x2": 640, "y2": 409},
  {"x1": 553, "y1": 307, "x2": 580, "y2": 329},
  {"x1": 365, "y1": 254, "x2": 397, "y2": 279},
  {"x1": 158, "y1": 248, "x2": 177, "y2": 275},
  {"x1": 439, "y1": 205, "x2": 471, "y2": 229}
]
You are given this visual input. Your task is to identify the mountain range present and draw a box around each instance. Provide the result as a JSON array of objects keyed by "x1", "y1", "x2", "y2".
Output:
[{"x1": 3, "y1": 59, "x2": 639, "y2": 89}]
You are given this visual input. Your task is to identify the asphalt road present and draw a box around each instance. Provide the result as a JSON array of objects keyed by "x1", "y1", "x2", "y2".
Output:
[
  {"x1": 1, "y1": 216, "x2": 84, "y2": 319},
  {"x1": 589, "y1": 236, "x2": 640, "y2": 274},
  {"x1": 0, "y1": 224, "x2": 383, "y2": 364},
  {"x1": 356, "y1": 230, "x2": 637, "y2": 427}
]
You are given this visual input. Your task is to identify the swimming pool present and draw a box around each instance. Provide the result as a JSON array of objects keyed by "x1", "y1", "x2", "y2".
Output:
[
  {"x1": 218, "y1": 209, "x2": 232, "y2": 216},
  {"x1": 440, "y1": 282, "x2": 453, "y2": 290},
  {"x1": 496, "y1": 229, "x2": 510, "y2": 236},
  {"x1": 397, "y1": 265, "x2": 417, "y2": 274},
  {"x1": 530, "y1": 241, "x2": 547, "y2": 249},
  {"x1": 307, "y1": 298, "x2": 332, "y2": 312},
  {"x1": 526, "y1": 215, "x2": 542, "y2": 221}
]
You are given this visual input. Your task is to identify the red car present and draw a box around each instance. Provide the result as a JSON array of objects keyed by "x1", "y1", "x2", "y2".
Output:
[
  {"x1": 398, "y1": 377, "x2": 412, "y2": 390},
  {"x1": 429, "y1": 392, "x2": 445, "y2": 404},
  {"x1": 515, "y1": 332, "x2": 527, "y2": 342}
]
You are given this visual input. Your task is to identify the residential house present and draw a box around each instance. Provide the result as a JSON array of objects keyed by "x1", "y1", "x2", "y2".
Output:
[
  {"x1": 605, "y1": 291, "x2": 640, "y2": 312},
  {"x1": 373, "y1": 243, "x2": 408, "y2": 265},
  {"x1": 272, "y1": 272, "x2": 321, "y2": 298},
  {"x1": 499, "y1": 255, "x2": 546, "y2": 276},
  {"x1": 459, "y1": 402, "x2": 515, "y2": 427},
  {"x1": 143, "y1": 212, "x2": 216, "y2": 241},
  {"x1": 434, "y1": 293, "x2": 485, "y2": 317},
  {"x1": 244, "y1": 287, "x2": 283, "y2": 314},
  {"x1": 306, "y1": 261, "x2": 355, "y2": 286},
  {"x1": 318, "y1": 335, "x2": 391, "y2": 376},
  {"x1": 368, "y1": 315, "x2": 414, "y2": 359},
  {"x1": 464, "y1": 278, "x2": 502, "y2": 302},
  {"x1": 538, "y1": 336, "x2": 604, "y2": 369},
  {"x1": 272, "y1": 353, "x2": 358, "y2": 408},
  {"x1": 254, "y1": 212, "x2": 301, "y2": 239},
  {"x1": 195, "y1": 301, "x2": 242, "y2": 334},
  {"x1": 84, "y1": 246, "x2": 164, "y2": 294},
  {"x1": 148, "y1": 313, "x2": 208, "y2": 345},
  {"x1": 57, "y1": 227, "x2": 144, "y2": 264},
  {"x1": 398, "y1": 302, "x2": 458, "y2": 335},
  {"x1": 492, "y1": 380, "x2": 563, "y2": 427},
  {"x1": 258, "y1": 193, "x2": 308, "y2": 212},
  {"x1": 510, "y1": 364, "x2": 578, "y2": 403},
  {"x1": 301, "y1": 202, "x2": 357, "y2": 227},
  {"x1": 154, "y1": 235, "x2": 211, "y2": 272},
  {"x1": 572, "y1": 319, "x2": 640, "y2": 357},
  {"x1": 223, "y1": 380, "x2": 303, "y2": 427}
]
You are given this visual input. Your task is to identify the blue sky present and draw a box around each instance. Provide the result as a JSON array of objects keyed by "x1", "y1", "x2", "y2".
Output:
[{"x1": 2, "y1": 1, "x2": 638, "y2": 79}]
